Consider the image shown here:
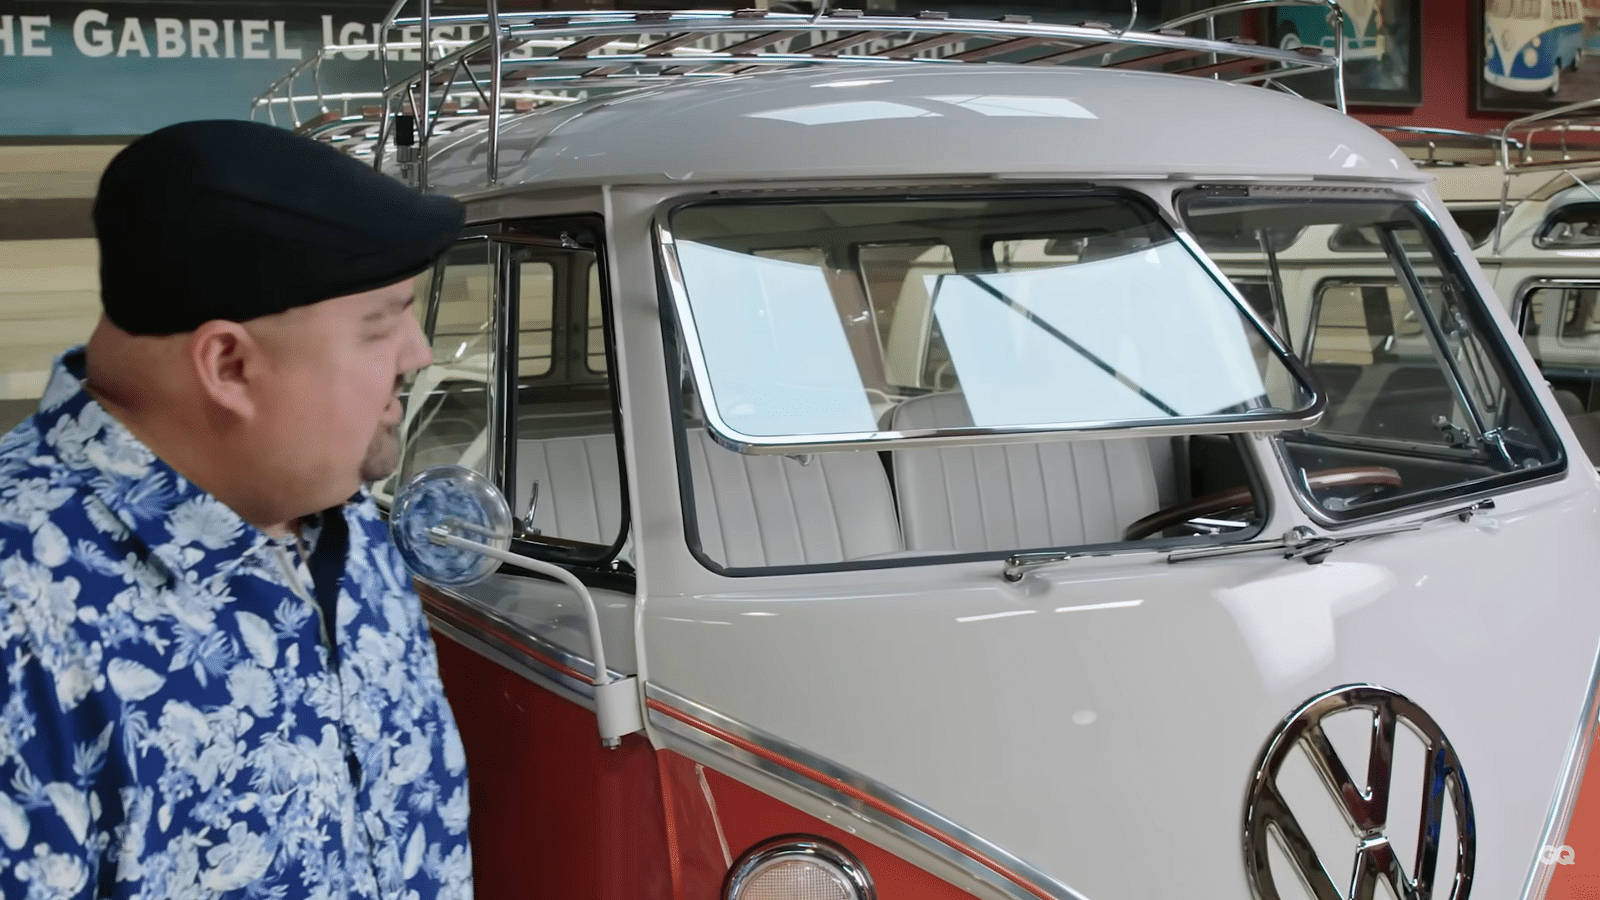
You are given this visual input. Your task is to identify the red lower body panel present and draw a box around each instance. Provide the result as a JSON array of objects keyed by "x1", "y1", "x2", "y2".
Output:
[
  {"x1": 434, "y1": 633, "x2": 674, "y2": 900},
  {"x1": 1544, "y1": 729, "x2": 1600, "y2": 898},
  {"x1": 434, "y1": 631, "x2": 982, "y2": 899}
]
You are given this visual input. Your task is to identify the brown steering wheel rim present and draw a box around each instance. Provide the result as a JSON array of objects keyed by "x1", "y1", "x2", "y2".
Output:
[{"x1": 1121, "y1": 465, "x2": 1403, "y2": 541}]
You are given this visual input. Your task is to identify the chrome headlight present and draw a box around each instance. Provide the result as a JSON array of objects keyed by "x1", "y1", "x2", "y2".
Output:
[{"x1": 725, "y1": 836, "x2": 875, "y2": 900}]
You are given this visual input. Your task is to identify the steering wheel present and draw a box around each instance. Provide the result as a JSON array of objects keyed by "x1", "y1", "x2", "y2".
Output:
[{"x1": 1121, "y1": 466, "x2": 1403, "y2": 541}]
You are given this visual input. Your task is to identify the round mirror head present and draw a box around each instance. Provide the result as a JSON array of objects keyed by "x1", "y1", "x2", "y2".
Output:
[{"x1": 390, "y1": 465, "x2": 513, "y2": 587}]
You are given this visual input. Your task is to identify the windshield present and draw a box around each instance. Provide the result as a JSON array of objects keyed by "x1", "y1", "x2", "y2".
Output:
[
  {"x1": 665, "y1": 194, "x2": 1317, "y2": 453},
  {"x1": 1182, "y1": 190, "x2": 1562, "y2": 520}
]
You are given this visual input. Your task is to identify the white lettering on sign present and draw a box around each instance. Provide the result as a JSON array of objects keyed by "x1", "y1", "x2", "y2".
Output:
[
  {"x1": 116, "y1": 17, "x2": 151, "y2": 57},
  {"x1": 8, "y1": 8, "x2": 466, "y2": 61},
  {"x1": 72, "y1": 9, "x2": 112, "y2": 57},
  {"x1": 273, "y1": 21, "x2": 300, "y2": 60},
  {"x1": 337, "y1": 20, "x2": 364, "y2": 59},
  {"x1": 22, "y1": 16, "x2": 51, "y2": 56},
  {"x1": 240, "y1": 20, "x2": 268, "y2": 59},
  {"x1": 155, "y1": 18, "x2": 184, "y2": 58},
  {"x1": 190, "y1": 19, "x2": 218, "y2": 58}
]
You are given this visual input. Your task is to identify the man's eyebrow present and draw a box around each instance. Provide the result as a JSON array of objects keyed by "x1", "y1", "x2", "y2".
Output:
[{"x1": 364, "y1": 296, "x2": 413, "y2": 321}]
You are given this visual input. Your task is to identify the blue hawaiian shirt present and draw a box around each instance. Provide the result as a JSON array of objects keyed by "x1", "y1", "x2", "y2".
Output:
[{"x1": 0, "y1": 349, "x2": 473, "y2": 900}]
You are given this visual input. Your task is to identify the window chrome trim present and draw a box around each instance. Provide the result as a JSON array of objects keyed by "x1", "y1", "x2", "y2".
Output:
[
  {"x1": 656, "y1": 190, "x2": 1324, "y2": 457},
  {"x1": 1267, "y1": 431, "x2": 1567, "y2": 530},
  {"x1": 1510, "y1": 276, "x2": 1600, "y2": 341},
  {"x1": 646, "y1": 682, "x2": 1094, "y2": 900},
  {"x1": 1533, "y1": 201, "x2": 1600, "y2": 250},
  {"x1": 1165, "y1": 213, "x2": 1310, "y2": 373},
  {"x1": 1254, "y1": 197, "x2": 1567, "y2": 525},
  {"x1": 725, "y1": 837, "x2": 875, "y2": 900},
  {"x1": 490, "y1": 236, "x2": 515, "y2": 498}
]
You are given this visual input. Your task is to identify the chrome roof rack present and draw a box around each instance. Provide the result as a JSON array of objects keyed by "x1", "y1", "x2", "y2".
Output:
[
  {"x1": 1499, "y1": 98, "x2": 1600, "y2": 172},
  {"x1": 1376, "y1": 125, "x2": 1522, "y2": 168},
  {"x1": 251, "y1": 1, "x2": 1348, "y2": 191},
  {"x1": 1376, "y1": 101, "x2": 1600, "y2": 253}
]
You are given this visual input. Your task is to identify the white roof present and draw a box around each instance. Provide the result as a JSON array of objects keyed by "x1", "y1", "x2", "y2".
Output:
[{"x1": 422, "y1": 64, "x2": 1422, "y2": 192}]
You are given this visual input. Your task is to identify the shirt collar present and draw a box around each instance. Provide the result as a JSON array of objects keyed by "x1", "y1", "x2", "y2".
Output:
[{"x1": 39, "y1": 347, "x2": 284, "y2": 583}]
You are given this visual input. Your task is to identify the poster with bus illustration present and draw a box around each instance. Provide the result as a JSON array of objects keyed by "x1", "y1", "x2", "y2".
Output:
[
  {"x1": 1273, "y1": 0, "x2": 1421, "y2": 106},
  {"x1": 1476, "y1": 0, "x2": 1600, "y2": 111}
]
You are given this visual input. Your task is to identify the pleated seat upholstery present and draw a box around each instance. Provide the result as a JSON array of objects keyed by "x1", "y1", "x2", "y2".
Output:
[
  {"x1": 514, "y1": 433, "x2": 624, "y2": 546},
  {"x1": 686, "y1": 430, "x2": 903, "y2": 567},
  {"x1": 887, "y1": 392, "x2": 1170, "y2": 551}
]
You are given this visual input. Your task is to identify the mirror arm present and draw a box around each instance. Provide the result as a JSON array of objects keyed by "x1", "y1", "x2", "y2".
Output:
[{"x1": 427, "y1": 526, "x2": 643, "y2": 748}]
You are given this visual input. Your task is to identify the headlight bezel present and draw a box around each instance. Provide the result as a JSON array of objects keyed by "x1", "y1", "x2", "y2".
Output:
[{"x1": 724, "y1": 835, "x2": 876, "y2": 900}]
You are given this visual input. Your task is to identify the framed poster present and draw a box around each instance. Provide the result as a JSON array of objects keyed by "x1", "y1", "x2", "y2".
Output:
[
  {"x1": 1271, "y1": 0, "x2": 1423, "y2": 107},
  {"x1": 1475, "y1": 0, "x2": 1597, "y2": 113}
]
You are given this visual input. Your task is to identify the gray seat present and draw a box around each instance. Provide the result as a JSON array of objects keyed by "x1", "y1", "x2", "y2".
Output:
[
  {"x1": 512, "y1": 425, "x2": 902, "y2": 565},
  {"x1": 686, "y1": 430, "x2": 903, "y2": 567},
  {"x1": 514, "y1": 433, "x2": 624, "y2": 546},
  {"x1": 888, "y1": 392, "x2": 1172, "y2": 552}
]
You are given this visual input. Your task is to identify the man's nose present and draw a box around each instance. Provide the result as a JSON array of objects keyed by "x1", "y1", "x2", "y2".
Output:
[{"x1": 398, "y1": 314, "x2": 432, "y2": 374}]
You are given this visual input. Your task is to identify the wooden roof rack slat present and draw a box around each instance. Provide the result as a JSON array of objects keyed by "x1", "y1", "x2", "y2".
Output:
[
  {"x1": 717, "y1": 31, "x2": 792, "y2": 55},
  {"x1": 879, "y1": 33, "x2": 967, "y2": 58},
  {"x1": 639, "y1": 31, "x2": 717, "y2": 55},
  {"x1": 943, "y1": 35, "x2": 1062, "y2": 62},
  {"x1": 800, "y1": 31, "x2": 894, "y2": 56},
  {"x1": 1021, "y1": 40, "x2": 1115, "y2": 66},
  {"x1": 1174, "y1": 55, "x2": 1267, "y2": 78},
  {"x1": 1105, "y1": 46, "x2": 1210, "y2": 70},
  {"x1": 556, "y1": 34, "x2": 626, "y2": 58}
]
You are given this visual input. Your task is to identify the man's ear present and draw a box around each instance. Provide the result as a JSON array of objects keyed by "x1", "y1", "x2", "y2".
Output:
[{"x1": 188, "y1": 321, "x2": 261, "y2": 420}]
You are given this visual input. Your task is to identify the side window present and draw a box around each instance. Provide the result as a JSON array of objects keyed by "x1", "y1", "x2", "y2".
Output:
[
  {"x1": 393, "y1": 225, "x2": 627, "y2": 562},
  {"x1": 518, "y1": 259, "x2": 556, "y2": 378},
  {"x1": 1537, "y1": 204, "x2": 1600, "y2": 248},
  {"x1": 397, "y1": 238, "x2": 495, "y2": 488},
  {"x1": 505, "y1": 228, "x2": 626, "y2": 558}
]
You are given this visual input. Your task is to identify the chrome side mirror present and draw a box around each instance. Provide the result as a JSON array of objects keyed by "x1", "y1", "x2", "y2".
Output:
[
  {"x1": 390, "y1": 465, "x2": 641, "y2": 746},
  {"x1": 391, "y1": 465, "x2": 511, "y2": 587}
]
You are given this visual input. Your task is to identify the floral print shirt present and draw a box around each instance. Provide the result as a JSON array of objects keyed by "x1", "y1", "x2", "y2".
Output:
[{"x1": 0, "y1": 350, "x2": 472, "y2": 900}]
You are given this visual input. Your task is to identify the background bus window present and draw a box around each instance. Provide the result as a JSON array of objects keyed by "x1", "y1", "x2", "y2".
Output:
[{"x1": 1521, "y1": 284, "x2": 1600, "y2": 409}]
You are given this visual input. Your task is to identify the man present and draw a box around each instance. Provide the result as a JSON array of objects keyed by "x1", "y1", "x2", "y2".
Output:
[{"x1": 0, "y1": 120, "x2": 471, "y2": 899}]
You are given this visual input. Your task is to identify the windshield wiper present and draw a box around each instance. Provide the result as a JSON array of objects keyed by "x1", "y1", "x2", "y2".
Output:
[
  {"x1": 957, "y1": 274, "x2": 1181, "y2": 416},
  {"x1": 1166, "y1": 499, "x2": 1496, "y2": 565}
]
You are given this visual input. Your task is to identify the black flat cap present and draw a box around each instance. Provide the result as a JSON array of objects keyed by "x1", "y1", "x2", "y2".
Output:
[{"x1": 95, "y1": 119, "x2": 464, "y2": 335}]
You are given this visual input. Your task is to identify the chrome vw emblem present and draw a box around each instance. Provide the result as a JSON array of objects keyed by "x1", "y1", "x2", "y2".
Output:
[{"x1": 1243, "y1": 685, "x2": 1476, "y2": 900}]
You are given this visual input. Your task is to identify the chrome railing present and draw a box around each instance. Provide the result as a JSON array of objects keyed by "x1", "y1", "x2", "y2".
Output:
[{"x1": 251, "y1": 2, "x2": 1350, "y2": 192}]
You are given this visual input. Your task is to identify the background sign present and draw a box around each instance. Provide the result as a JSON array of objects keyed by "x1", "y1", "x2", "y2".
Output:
[
  {"x1": 0, "y1": 1, "x2": 458, "y2": 136},
  {"x1": 1, "y1": 0, "x2": 1223, "y2": 137}
]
